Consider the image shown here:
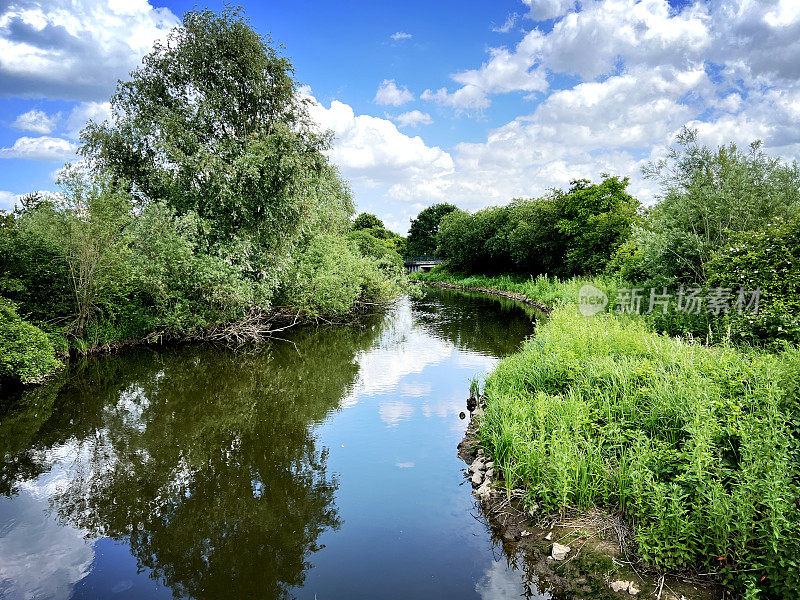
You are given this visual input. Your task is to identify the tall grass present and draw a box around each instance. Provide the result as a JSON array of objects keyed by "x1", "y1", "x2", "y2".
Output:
[
  {"x1": 480, "y1": 306, "x2": 800, "y2": 597},
  {"x1": 411, "y1": 268, "x2": 619, "y2": 309}
]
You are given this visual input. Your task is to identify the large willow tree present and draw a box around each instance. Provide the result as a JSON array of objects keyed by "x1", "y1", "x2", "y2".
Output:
[{"x1": 80, "y1": 8, "x2": 347, "y2": 285}]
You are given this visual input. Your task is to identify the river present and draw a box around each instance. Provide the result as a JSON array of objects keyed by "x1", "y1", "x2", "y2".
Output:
[{"x1": 0, "y1": 287, "x2": 555, "y2": 600}]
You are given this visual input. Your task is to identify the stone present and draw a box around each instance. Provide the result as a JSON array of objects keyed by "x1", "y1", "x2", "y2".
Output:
[
  {"x1": 520, "y1": 530, "x2": 532, "y2": 537},
  {"x1": 550, "y1": 542, "x2": 570, "y2": 560},
  {"x1": 544, "y1": 531, "x2": 552, "y2": 541},
  {"x1": 477, "y1": 449, "x2": 484, "y2": 457},
  {"x1": 471, "y1": 471, "x2": 484, "y2": 485},
  {"x1": 485, "y1": 468, "x2": 495, "y2": 478},
  {"x1": 609, "y1": 581, "x2": 640, "y2": 595},
  {"x1": 469, "y1": 458, "x2": 485, "y2": 473},
  {"x1": 474, "y1": 482, "x2": 492, "y2": 501},
  {"x1": 485, "y1": 461, "x2": 494, "y2": 469},
  {"x1": 610, "y1": 581, "x2": 629, "y2": 593}
]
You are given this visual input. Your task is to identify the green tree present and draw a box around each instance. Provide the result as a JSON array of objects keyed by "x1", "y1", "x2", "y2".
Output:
[
  {"x1": 407, "y1": 203, "x2": 458, "y2": 257},
  {"x1": 80, "y1": 7, "x2": 334, "y2": 289},
  {"x1": 351, "y1": 213, "x2": 384, "y2": 231},
  {"x1": 642, "y1": 128, "x2": 800, "y2": 282}
]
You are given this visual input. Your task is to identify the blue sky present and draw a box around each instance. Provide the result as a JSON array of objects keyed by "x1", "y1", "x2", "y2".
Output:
[{"x1": 2, "y1": 0, "x2": 800, "y2": 232}]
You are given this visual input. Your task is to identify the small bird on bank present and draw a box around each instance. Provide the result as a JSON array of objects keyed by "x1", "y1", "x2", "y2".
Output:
[{"x1": 466, "y1": 395, "x2": 478, "y2": 413}]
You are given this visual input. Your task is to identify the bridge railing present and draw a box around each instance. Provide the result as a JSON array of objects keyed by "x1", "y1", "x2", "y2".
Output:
[{"x1": 403, "y1": 256, "x2": 441, "y2": 263}]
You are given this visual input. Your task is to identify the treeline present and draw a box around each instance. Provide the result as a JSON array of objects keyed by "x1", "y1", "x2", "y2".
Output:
[
  {"x1": 423, "y1": 129, "x2": 800, "y2": 347},
  {"x1": 0, "y1": 9, "x2": 404, "y2": 385}
]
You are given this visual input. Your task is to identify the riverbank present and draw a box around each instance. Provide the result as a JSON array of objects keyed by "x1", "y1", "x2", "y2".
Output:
[
  {"x1": 409, "y1": 268, "x2": 617, "y2": 311},
  {"x1": 437, "y1": 272, "x2": 799, "y2": 598},
  {"x1": 0, "y1": 298, "x2": 399, "y2": 391},
  {"x1": 414, "y1": 280, "x2": 552, "y2": 313},
  {"x1": 458, "y1": 409, "x2": 719, "y2": 600}
]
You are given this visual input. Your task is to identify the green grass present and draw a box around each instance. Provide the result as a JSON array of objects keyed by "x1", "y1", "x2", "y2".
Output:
[
  {"x1": 411, "y1": 267, "x2": 620, "y2": 309},
  {"x1": 478, "y1": 305, "x2": 800, "y2": 596}
]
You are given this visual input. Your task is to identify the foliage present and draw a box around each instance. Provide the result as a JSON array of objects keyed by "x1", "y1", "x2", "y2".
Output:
[
  {"x1": 347, "y1": 229, "x2": 402, "y2": 269},
  {"x1": 407, "y1": 203, "x2": 458, "y2": 257},
  {"x1": 411, "y1": 267, "x2": 618, "y2": 310},
  {"x1": 705, "y1": 214, "x2": 800, "y2": 347},
  {"x1": 0, "y1": 299, "x2": 60, "y2": 384},
  {"x1": 279, "y1": 234, "x2": 404, "y2": 318},
  {"x1": 437, "y1": 177, "x2": 639, "y2": 277},
  {"x1": 0, "y1": 8, "x2": 403, "y2": 383},
  {"x1": 128, "y1": 201, "x2": 257, "y2": 333},
  {"x1": 0, "y1": 201, "x2": 73, "y2": 325},
  {"x1": 350, "y1": 212, "x2": 407, "y2": 257},
  {"x1": 352, "y1": 213, "x2": 384, "y2": 231},
  {"x1": 80, "y1": 7, "x2": 332, "y2": 283},
  {"x1": 639, "y1": 128, "x2": 800, "y2": 283},
  {"x1": 480, "y1": 306, "x2": 799, "y2": 596}
]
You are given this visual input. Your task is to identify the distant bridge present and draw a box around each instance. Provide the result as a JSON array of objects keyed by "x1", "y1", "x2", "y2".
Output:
[{"x1": 404, "y1": 256, "x2": 443, "y2": 272}]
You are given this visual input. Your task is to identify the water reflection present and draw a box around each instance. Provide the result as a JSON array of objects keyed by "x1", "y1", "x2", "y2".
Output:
[{"x1": 0, "y1": 288, "x2": 542, "y2": 600}]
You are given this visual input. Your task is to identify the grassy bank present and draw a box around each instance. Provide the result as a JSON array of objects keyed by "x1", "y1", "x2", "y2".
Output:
[
  {"x1": 410, "y1": 267, "x2": 618, "y2": 309},
  {"x1": 419, "y1": 270, "x2": 799, "y2": 596}
]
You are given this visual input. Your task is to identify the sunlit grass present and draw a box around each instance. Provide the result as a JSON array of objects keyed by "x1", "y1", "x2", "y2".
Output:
[{"x1": 478, "y1": 305, "x2": 799, "y2": 592}]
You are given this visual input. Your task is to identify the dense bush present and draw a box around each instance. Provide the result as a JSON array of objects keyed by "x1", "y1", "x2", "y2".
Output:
[
  {"x1": 0, "y1": 299, "x2": 61, "y2": 384},
  {"x1": 706, "y1": 214, "x2": 800, "y2": 347},
  {"x1": 480, "y1": 306, "x2": 799, "y2": 596},
  {"x1": 278, "y1": 234, "x2": 403, "y2": 317},
  {"x1": 437, "y1": 177, "x2": 639, "y2": 277},
  {"x1": 628, "y1": 129, "x2": 800, "y2": 284}
]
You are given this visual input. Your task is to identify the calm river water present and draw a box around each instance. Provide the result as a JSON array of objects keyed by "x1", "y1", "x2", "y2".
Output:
[{"x1": 0, "y1": 287, "x2": 555, "y2": 600}]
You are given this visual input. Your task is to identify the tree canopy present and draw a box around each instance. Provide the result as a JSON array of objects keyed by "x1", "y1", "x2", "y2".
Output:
[{"x1": 407, "y1": 203, "x2": 457, "y2": 257}]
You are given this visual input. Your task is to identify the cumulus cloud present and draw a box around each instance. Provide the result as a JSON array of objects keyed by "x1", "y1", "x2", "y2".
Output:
[
  {"x1": 390, "y1": 31, "x2": 412, "y2": 41},
  {"x1": 392, "y1": 110, "x2": 433, "y2": 128},
  {"x1": 307, "y1": 97, "x2": 452, "y2": 188},
  {"x1": 421, "y1": 85, "x2": 491, "y2": 112},
  {"x1": 374, "y1": 79, "x2": 414, "y2": 106},
  {"x1": 11, "y1": 108, "x2": 59, "y2": 133},
  {"x1": 0, "y1": 0, "x2": 179, "y2": 100},
  {"x1": 65, "y1": 101, "x2": 112, "y2": 139},
  {"x1": 0, "y1": 136, "x2": 76, "y2": 162},
  {"x1": 0, "y1": 190, "x2": 18, "y2": 210},
  {"x1": 522, "y1": 0, "x2": 577, "y2": 20}
]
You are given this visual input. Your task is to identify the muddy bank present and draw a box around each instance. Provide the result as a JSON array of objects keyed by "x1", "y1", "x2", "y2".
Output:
[
  {"x1": 419, "y1": 281, "x2": 552, "y2": 314},
  {"x1": 458, "y1": 406, "x2": 722, "y2": 600}
]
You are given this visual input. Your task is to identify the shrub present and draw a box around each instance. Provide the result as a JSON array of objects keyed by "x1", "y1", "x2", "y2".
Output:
[
  {"x1": 480, "y1": 307, "x2": 798, "y2": 596},
  {"x1": 279, "y1": 234, "x2": 403, "y2": 318},
  {"x1": 641, "y1": 128, "x2": 800, "y2": 283},
  {"x1": 705, "y1": 214, "x2": 800, "y2": 348},
  {"x1": 0, "y1": 299, "x2": 61, "y2": 384}
]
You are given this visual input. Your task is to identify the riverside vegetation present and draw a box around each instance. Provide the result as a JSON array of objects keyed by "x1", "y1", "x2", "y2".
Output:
[
  {"x1": 413, "y1": 132, "x2": 800, "y2": 597},
  {"x1": 0, "y1": 9, "x2": 406, "y2": 386}
]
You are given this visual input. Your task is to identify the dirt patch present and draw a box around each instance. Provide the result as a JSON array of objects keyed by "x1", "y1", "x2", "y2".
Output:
[{"x1": 458, "y1": 407, "x2": 723, "y2": 600}]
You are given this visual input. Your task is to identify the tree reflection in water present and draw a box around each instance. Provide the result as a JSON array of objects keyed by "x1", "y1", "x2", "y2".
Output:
[{"x1": 1, "y1": 313, "x2": 389, "y2": 600}]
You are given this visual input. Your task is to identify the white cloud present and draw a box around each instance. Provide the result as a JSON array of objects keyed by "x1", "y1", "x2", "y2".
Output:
[
  {"x1": 0, "y1": 0, "x2": 179, "y2": 100},
  {"x1": 421, "y1": 85, "x2": 490, "y2": 112},
  {"x1": 307, "y1": 97, "x2": 453, "y2": 190},
  {"x1": 492, "y1": 13, "x2": 520, "y2": 33},
  {"x1": 522, "y1": 0, "x2": 577, "y2": 20},
  {"x1": 390, "y1": 31, "x2": 412, "y2": 41},
  {"x1": 65, "y1": 101, "x2": 112, "y2": 139},
  {"x1": 374, "y1": 79, "x2": 414, "y2": 106},
  {"x1": 0, "y1": 136, "x2": 77, "y2": 162},
  {"x1": 392, "y1": 110, "x2": 433, "y2": 128},
  {"x1": 11, "y1": 108, "x2": 59, "y2": 133},
  {"x1": 0, "y1": 190, "x2": 18, "y2": 210}
]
